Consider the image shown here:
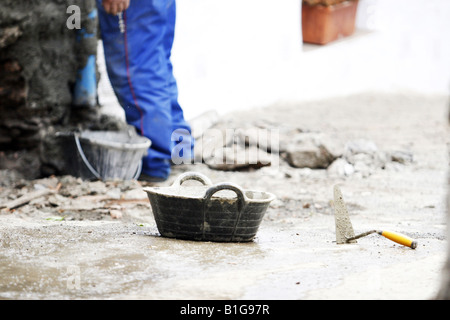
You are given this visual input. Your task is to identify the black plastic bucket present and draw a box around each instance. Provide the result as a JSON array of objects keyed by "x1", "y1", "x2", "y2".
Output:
[
  {"x1": 58, "y1": 129, "x2": 151, "y2": 181},
  {"x1": 144, "y1": 172, "x2": 276, "y2": 242}
]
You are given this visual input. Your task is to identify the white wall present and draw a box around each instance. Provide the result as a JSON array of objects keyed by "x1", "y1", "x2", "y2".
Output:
[
  {"x1": 99, "y1": 0, "x2": 450, "y2": 120},
  {"x1": 173, "y1": 0, "x2": 450, "y2": 119},
  {"x1": 172, "y1": 0, "x2": 302, "y2": 119}
]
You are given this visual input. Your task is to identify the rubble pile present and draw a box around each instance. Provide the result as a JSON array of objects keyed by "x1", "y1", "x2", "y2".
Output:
[
  {"x1": 191, "y1": 112, "x2": 414, "y2": 179},
  {"x1": 0, "y1": 174, "x2": 151, "y2": 223},
  {"x1": 0, "y1": 107, "x2": 415, "y2": 221}
]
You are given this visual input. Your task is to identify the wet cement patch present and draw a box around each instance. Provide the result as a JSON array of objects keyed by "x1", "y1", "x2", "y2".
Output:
[{"x1": 0, "y1": 209, "x2": 446, "y2": 300}]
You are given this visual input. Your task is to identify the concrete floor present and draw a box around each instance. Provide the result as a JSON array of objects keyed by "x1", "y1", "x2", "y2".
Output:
[{"x1": 1, "y1": 92, "x2": 448, "y2": 300}]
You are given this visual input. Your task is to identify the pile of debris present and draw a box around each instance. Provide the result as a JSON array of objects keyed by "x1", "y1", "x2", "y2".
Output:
[
  {"x1": 190, "y1": 111, "x2": 414, "y2": 178},
  {"x1": 0, "y1": 110, "x2": 415, "y2": 220},
  {"x1": 0, "y1": 174, "x2": 151, "y2": 223}
]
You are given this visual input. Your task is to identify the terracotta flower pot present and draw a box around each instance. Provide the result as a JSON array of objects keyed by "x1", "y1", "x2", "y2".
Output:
[{"x1": 302, "y1": 0, "x2": 359, "y2": 45}]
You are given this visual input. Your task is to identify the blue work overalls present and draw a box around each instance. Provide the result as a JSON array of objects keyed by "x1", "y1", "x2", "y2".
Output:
[{"x1": 96, "y1": 0, "x2": 193, "y2": 179}]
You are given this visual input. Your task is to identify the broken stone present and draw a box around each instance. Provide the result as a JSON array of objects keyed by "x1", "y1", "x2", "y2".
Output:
[
  {"x1": 109, "y1": 210, "x2": 123, "y2": 219},
  {"x1": 327, "y1": 139, "x2": 414, "y2": 178},
  {"x1": 1, "y1": 187, "x2": 55, "y2": 210},
  {"x1": 236, "y1": 127, "x2": 281, "y2": 153},
  {"x1": 343, "y1": 139, "x2": 388, "y2": 173},
  {"x1": 121, "y1": 188, "x2": 148, "y2": 200},
  {"x1": 205, "y1": 144, "x2": 271, "y2": 171},
  {"x1": 390, "y1": 150, "x2": 414, "y2": 164},
  {"x1": 327, "y1": 158, "x2": 355, "y2": 177},
  {"x1": 344, "y1": 139, "x2": 378, "y2": 155},
  {"x1": 106, "y1": 187, "x2": 121, "y2": 199},
  {"x1": 353, "y1": 160, "x2": 374, "y2": 178},
  {"x1": 284, "y1": 141, "x2": 335, "y2": 169},
  {"x1": 48, "y1": 194, "x2": 70, "y2": 207},
  {"x1": 282, "y1": 132, "x2": 341, "y2": 169},
  {"x1": 32, "y1": 176, "x2": 60, "y2": 190}
]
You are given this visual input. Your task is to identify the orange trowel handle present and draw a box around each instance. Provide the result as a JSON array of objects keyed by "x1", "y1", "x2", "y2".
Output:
[{"x1": 379, "y1": 230, "x2": 417, "y2": 249}]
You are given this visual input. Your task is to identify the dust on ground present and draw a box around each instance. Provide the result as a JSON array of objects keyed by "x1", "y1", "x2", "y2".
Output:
[{"x1": 0, "y1": 91, "x2": 448, "y2": 300}]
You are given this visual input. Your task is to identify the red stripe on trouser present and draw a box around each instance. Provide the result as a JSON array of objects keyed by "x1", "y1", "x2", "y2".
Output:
[{"x1": 123, "y1": 11, "x2": 145, "y2": 136}]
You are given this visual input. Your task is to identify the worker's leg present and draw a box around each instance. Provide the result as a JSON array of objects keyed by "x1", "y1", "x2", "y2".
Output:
[
  {"x1": 97, "y1": 0, "x2": 173, "y2": 179},
  {"x1": 164, "y1": 0, "x2": 195, "y2": 163}
]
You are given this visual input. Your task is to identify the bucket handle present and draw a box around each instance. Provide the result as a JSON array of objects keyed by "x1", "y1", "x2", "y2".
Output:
[
  {"x1": 172, "y1": 172, "x2": 213, "y2": 187},
  {"x1": 203, "y1": 183, "x2": 248, "y2": 241},
  {"x1": 74, "y1": 133, "x2": 142, "y2": 181}
]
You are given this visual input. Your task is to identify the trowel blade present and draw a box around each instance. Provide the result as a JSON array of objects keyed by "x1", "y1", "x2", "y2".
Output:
[{"x1": 333, "y1": 185, "x2": 357, "y2": 244}]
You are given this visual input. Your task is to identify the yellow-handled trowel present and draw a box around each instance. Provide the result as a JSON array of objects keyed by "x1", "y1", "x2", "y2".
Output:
[{"x1": 333, "y1": 185, "x2": 417, "y2": 249}]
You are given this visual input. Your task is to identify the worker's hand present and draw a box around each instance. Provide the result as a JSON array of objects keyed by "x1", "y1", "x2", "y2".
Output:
[{"x1": 102, "y1": 0, "x2": 130, "y2": 15}]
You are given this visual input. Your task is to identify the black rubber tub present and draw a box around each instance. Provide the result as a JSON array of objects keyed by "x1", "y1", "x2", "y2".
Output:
[{"x1": 143, "y1": 172, "x2": 276, "y2": 242}]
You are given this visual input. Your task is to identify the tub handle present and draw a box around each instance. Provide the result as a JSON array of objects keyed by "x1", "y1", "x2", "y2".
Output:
[
  {"x1": 172, "y1": 172, "x2": 213, "y2": 187},
  {"x1": 203, "y1": 183, "x2": 248, "y2": 241}
]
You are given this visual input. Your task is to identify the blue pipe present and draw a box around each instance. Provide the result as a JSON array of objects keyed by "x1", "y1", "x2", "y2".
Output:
[{"x1": 73, "y1": 8, "x2": 98, "y2": 108}]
